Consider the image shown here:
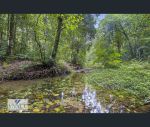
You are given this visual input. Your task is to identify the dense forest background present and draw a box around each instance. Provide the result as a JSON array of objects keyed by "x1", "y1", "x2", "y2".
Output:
[
  {"x1": 0, "y1": 14, "x2": 95, "y2": 66},
  {"x1": 0, "y1": 14, "x2": 149, "y2": 67}
]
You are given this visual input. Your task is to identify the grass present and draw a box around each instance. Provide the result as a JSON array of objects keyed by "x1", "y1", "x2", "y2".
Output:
[{"x1": 87, "y1": 61, "x2": 150, "y2": 104}]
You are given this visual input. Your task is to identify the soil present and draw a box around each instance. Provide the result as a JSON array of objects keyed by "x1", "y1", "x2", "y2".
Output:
[{"x1": 0, "y1": 60, "x2": 70, "y2": 82}]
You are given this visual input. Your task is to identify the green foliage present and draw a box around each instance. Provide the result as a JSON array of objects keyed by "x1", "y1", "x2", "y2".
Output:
[
  {"x1": 90, "y1": 14, "x2": 150, "y2": 63},
  {"x1": 0, "y1": 14, "x2": 150, "y2": 113},
  {"x1": 0, "y1": 14, "x2": 87, "y2": 64},
  {"x1": 87, "y1": 61, "x2": 150, "y2": 100},
  {"x1": 92, "y1": 37, "x2": 122, "y2": 68},
  {"x1": 57, "y1": 14, "x2": 96, "y2": 66}
]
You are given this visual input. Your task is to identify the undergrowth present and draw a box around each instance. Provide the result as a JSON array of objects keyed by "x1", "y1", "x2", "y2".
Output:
[{"x1": 87, "y1": 61, "x2": 150, "y2": 103}]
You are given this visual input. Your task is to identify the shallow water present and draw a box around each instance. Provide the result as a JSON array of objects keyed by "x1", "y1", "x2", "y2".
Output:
[{"x1": 0, "y1": 72, "x2": 143, "y2": 113}]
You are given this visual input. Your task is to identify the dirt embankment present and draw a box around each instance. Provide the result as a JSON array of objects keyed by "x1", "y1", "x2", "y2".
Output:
[{"x1": 0, "y1": 60, "x2": 69, "y2": 82}]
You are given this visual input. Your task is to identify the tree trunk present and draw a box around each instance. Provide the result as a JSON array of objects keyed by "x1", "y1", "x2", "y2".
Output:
[
  {"x1": 7, "y1": 14, "x2": 15, "y2": 56},
  {"x1": 13, "y1": 19, "x2": 17, "y2": 55},
  {"x1": 115, "y1": 25, "x2": 121, "y2": 53},
  {"x1": 0, "y1": 32, "x2": 3, "y2": 48},
  {"x1": 116, "y1": 40, "x2": 121, "y2": 53},
  {"x1": 118, "y1": 22, "x2": 134, "y2": 58},
  {"x1": 34, "y1": 30, "x2": 44, "y2": 62},
  {"x1": 34, "y1": 14, "x2": 44, "y2": 62},
  {"x1": 7, "y1": 14, "x2": 10, "y2": 42},
  {"x1": 51, "y1": 16, "x2": 63, "y2": 60},
  {"x1": 71, "y1": 51, "x2": 78, "y2": 65}
]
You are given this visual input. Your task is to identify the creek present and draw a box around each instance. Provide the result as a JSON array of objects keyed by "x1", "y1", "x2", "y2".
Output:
[{"x1": 0, "y1": 71, "x2": 148, "y2": 113}]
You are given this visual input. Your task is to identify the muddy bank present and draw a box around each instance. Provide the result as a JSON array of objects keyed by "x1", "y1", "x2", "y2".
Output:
[
  {"x1": 0, "y1": 60, "x2": 70, "y2": 82},
  {"x1": 134, "y1": 103, "x2": 150, "y2": 113}
]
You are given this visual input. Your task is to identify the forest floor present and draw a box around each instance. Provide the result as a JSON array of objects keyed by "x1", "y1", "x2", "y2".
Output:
[
  {"x1": 0, "y1": 60, "x2": 69, "y2": 82},
  {"x1": 86, "y1": 61, "x2": 150, "y2": 112}
]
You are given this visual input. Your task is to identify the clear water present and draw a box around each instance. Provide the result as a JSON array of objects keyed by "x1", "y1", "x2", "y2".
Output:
[{"x1": 0, "y1": 72, "x2": 134, "y2": 113}]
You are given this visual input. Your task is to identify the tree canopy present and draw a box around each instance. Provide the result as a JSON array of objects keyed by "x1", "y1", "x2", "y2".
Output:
[{"x1": 0, "y1": 14, "x2": 149, "y2": 67}]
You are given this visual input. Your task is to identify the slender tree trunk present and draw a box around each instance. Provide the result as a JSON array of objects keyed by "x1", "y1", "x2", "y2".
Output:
[
  {"x1": 6, "y1": 14, "x2": 10, "y2": 54},
  {"x1": 0, "y1": 31, "x2": 3, "y2": 48},
  {"x1": 51, "y1": 16, "x2": 63, "y2": 60},
  {"x1": 118, "y1": 22, "x2": 134, "y2": 58},
  {"x1": 7, "y1": 14, "x2": 15, "y2": 56},
  {"x1": 13, "y1": 20, "x2": 17, "y2": 55},
  {"x1": 115, "y1": 25, "x2": 121, "y2": 53},
  {"x1": 116, "y1": 41, "x2": 121, "y2": 53},
  {"x1": 34, "y1": 30, "x2": 43, "y2": 62},
  {"x1": 7, "y1": 14, "x2": 10, "y2": 41},
  {"x1": 34, "y1": 14, "x2": 44, "y2": 62}
]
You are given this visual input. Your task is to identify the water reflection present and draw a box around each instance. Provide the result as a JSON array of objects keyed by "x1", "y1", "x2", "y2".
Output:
[
  {"x1": 81, "y1": 86, "x2": 125, "y2": 113},
  {"x1": 60, "y1": 92, "x2": 64, "y2": 105},
  {"x1": 82, "y1": 86, "x2": 105, "y2": 113},
  {"x1": 0, "y1": 72, "x2": 127, "y2": 113}
]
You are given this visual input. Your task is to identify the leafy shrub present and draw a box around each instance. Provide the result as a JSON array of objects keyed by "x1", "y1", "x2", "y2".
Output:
[{"x1": 94, "y1": 45, "x2": 122, "y2": 68}]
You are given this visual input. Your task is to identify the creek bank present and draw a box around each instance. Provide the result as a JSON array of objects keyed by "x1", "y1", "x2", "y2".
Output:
[
  {"x1": 134, "y1": 103, "x2": 150, "y2": 113},
  {"x1": 0, "y1": 60, "x2": 70, "y2": 82},
  {"x1": 64, "y1": 62, "x2": 93, "y2": 73}
]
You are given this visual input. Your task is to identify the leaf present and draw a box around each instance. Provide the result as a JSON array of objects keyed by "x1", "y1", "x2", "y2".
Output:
[
  {"x1": 54, "y1": 107, "x2": 61, "y2": 112},
  {"x1": 33, "y1": 108, "x2": 40, "y2": 113},
  {"x1": 53, "y1": 93, "x2": 59, "y2": 97}
]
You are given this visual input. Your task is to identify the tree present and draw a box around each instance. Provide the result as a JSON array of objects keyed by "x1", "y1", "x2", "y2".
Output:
[
  {"x1": 70, "y1": 14, "x2": 96, "y2": 66},
  {"x1": 7, "y1": 14, "x2": 16, "y2": 56},
  {"x1": 51, "y1": 16, "x2": 63, "y2": 60},
  {"x1": 50, "y1": 14, "x2": 83, "y2": 63}
]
